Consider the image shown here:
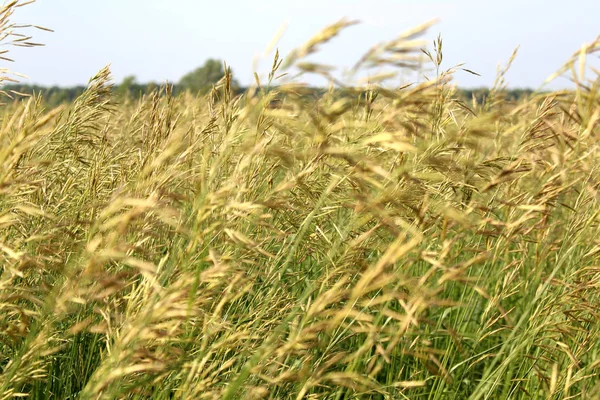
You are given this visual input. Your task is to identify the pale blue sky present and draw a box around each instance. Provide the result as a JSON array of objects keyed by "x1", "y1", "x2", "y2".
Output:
[{"x1": 5, "y1": 0, "x2": 600, "y2": 89}]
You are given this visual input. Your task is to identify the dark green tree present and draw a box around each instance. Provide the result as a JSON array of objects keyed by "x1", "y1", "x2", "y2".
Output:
[
  {"x1": 116, "y1": 75, "x2": 137, "y2": 98},
  {"x1": 178, "y1": 59, "x2": 239, "y2": 94}
]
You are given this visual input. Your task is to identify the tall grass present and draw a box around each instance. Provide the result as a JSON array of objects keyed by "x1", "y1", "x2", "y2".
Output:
[{"x1": 1, "y1": 4, "x2": 600, "y2": 399}]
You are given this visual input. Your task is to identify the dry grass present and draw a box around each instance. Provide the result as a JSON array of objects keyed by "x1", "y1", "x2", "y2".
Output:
[{"x1": 1, "y1": 3, "x2": 600, "y2": 399}]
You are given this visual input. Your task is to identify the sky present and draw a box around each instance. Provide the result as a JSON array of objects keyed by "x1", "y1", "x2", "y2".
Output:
[{"x1": 4, "y1": 0, "x2": 600, "y2": 90}]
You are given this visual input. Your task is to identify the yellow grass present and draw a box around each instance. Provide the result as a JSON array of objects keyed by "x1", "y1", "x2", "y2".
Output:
[{"x1": 1, "y1": 1, "x2": 600, "y2": 399}]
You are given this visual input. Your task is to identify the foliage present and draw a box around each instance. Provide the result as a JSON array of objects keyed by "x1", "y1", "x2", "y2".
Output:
[
  {"x1": 2, "y1": 83, "x2": 541, "y2": 109},
  {"x1": 115, "y1": 75, "x2": 138, "y2": 98},
  {"x1": 178, "y1": 58, "x2": 239, "y2": 94}
]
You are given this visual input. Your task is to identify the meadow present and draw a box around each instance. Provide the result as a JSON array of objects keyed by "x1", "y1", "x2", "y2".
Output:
[{"x1": 1, "y1": 4, "x2": 600, "y2": 399}]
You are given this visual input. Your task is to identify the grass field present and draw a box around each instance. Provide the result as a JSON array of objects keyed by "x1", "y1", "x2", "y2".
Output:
[{"x1": 1, "y1": 4, "x2": 600, "y2": 399}]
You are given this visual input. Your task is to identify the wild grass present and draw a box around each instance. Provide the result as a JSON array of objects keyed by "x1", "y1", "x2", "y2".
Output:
[{"x1": 1, "y1": 2, "x2": 600, "y2": 399}]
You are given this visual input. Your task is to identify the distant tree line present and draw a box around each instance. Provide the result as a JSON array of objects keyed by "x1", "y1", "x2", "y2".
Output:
[
  {"x1": 1, "y1": 59, "x2": 240, "y2": 107},
  {"x1": 1, "y1": 58, "x2": 539, "y2": 108},
  {"x1": 459, "y1": 87, "x2": 536, "y2": 104}
]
